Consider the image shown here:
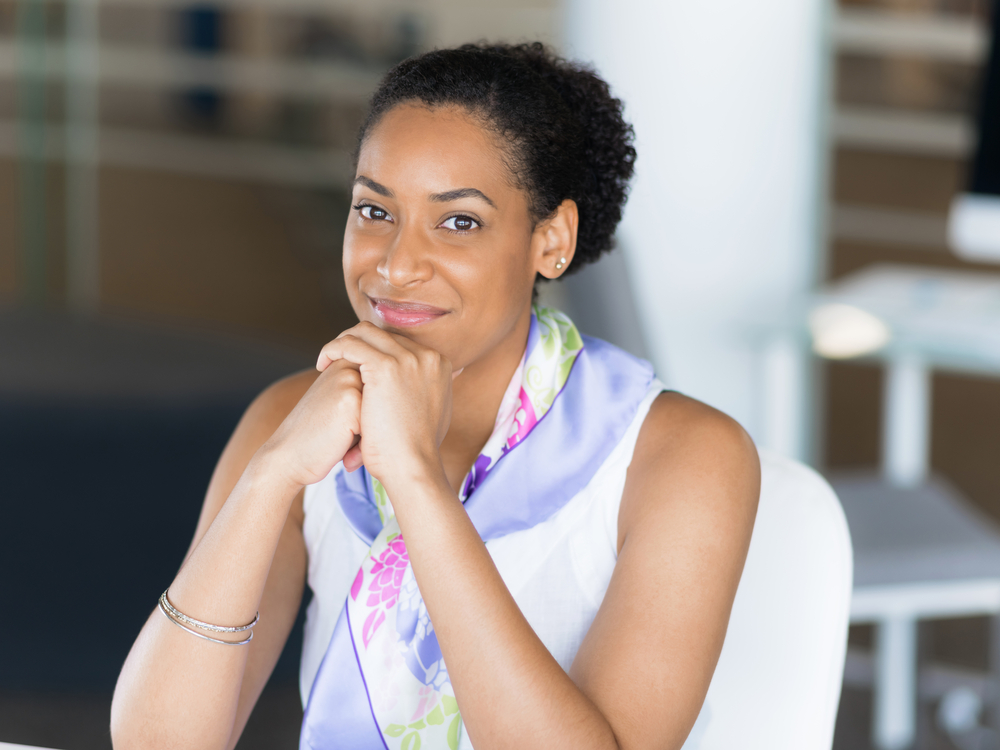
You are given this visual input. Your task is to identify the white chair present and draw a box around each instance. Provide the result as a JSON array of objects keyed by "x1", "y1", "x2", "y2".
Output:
[{"x1": 684, "y1": 448, "x2": 853, "y2": 750}]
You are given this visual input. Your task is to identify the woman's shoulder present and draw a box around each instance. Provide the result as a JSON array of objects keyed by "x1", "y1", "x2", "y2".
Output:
[
  {"x1": 223, "y1": 368, "x2": 321, "y2": 462},
  {"x1": 246, "y1": 368, "x2": 321, "y2": 427},
  {"x1": 214, "y1": 369, "x2": 321, "y2": 526},
  {"x1": 618, "y1": 391, "x2": 761, "y2": 549},
  {"x1": 212, "y1": 368, "x2": 321, "y2": 467},
  {"x1": 637, "y1": 391, "x2": 758, "y2": 466}
]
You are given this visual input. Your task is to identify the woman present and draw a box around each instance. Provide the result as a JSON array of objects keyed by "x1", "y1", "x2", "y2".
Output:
[{"x1": 111, "y1": 43, "x2": 759, "y2": 750}]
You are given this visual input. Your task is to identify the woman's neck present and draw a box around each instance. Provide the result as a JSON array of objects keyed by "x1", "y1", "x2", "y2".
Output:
[{"x1": 439, "y1": 306, "x2": 533, "y2": 492}]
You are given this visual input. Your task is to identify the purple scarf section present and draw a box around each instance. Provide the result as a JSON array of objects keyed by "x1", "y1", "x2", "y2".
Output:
[{"x1": 300, "y1": 335, "x2": 655, "y2": 749}]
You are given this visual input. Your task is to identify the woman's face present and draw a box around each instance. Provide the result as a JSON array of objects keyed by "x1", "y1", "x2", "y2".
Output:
[{"x1": 343, "y1": 103, "x2": 550, "y2": 370}]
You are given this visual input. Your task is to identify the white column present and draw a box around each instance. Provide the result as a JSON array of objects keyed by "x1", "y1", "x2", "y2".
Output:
[
  {"x1": 563, "y1": 0, "x2": 831, "y2": 445},
  {"x1": 882, "y1": 353, "x2": 931, "y2": 488},
  {"x1": 873, "y1": 616, "x2": 918, "y2": 750},
  {"x1": 761, "y1": 334, "x2": 810, "y2": 462},
  {"x1": 65, "y1": 0, "x2": 101, "y2": 312}
]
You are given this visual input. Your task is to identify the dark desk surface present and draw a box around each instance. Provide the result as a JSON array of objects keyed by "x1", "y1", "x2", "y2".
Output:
[{"x1": 0, "y1": 310, "x2": 313, "y2": 692}]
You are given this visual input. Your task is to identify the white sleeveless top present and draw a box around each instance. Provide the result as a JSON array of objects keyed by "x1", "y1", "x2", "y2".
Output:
[{"x1": 298, "y1": 377, "x2": 709, "y2": 747}]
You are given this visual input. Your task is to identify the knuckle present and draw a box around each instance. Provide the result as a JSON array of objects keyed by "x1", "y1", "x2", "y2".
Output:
[
  {"x1": 330, "y1": 368, "x2": 360, "y2": 389},
  {"x1": 332, "y1": 366, "x2": 354, "y2": 382},
  {"x1": 336, "y1": 383, "x2": 361, "y2": 407}
]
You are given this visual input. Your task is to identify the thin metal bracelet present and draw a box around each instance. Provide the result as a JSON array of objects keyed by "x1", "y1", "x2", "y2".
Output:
[
  {"x1": 159, "y1": 590, "x2": 259, "y2": 633},
  {"x1": 158, "y1": 598, "x2": 253, "y2": 646}
]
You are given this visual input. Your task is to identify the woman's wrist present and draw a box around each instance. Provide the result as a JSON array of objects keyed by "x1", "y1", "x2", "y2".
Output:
[
  {"x1": 247, "y1": 440, "x2": 309, "y2": 497},
  {"x1": 375, "y1": 449, "x2": 452, "y2": 505}
]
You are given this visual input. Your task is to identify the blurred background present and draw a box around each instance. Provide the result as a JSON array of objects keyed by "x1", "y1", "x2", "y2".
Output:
[{"x1": 1, "y1": 0, "x2": 999, "y2": 748}]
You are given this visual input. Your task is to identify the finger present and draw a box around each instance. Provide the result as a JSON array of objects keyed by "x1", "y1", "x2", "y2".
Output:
[
  {"x1": 352, "y1": 324, "x2": 456, "y2": 377},
  {"x1": 343, "y1": 442, "x2": 364, "y2": 472},
  {"x1": 376, "y1": 330, "x2": 426, "y2": 357},
  {"x1": 318, "y1": 322, "x2": 407, "y2": 370},
  {"x1": 339, "y1": 321, "x2": 419, "y2": 359},
  {"x1": 340, "y1": 321, "x2": 446, "y2": 367},
  {"x1": 316, "y1": 356, "x2": 362, "y2": 375},
  {"x1": 316, "y1": 334, "x2": 394, "y2": 372}
]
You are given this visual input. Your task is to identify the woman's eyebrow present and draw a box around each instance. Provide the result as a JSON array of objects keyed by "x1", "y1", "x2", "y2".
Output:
[
  {"x1": 354, "y1": 175, "x2": 393, "y2": 197},
  {"x1": 429, "y1": 188, "x2": 496, "y2": 208}
]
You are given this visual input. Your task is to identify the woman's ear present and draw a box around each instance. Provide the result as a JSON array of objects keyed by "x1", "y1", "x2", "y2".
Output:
[{"x1": 532, "y1": 199, "x2": 579, "y2": 279}]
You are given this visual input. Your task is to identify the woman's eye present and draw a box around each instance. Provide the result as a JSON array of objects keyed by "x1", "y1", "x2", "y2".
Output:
[
  {"x1": 440, "y1": 215, "x2": 479, "y2": 232},
  {"x1": 356, "y1": 204, "x2": 390, "y2": 222}
]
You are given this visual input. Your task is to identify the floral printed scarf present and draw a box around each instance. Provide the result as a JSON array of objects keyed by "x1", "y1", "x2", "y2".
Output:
[{"x1": 301, "y1": 307, "x2": 655, "y2": 750}]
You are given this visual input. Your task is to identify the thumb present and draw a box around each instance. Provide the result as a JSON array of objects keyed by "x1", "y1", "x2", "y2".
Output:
[{"x1": 343, "y1": 442, "x2": 364, "y2": 472}]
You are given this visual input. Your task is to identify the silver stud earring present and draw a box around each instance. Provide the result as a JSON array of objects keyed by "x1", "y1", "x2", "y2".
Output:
[{"x1": 555, "y1": 257, "x2": 566, "y2": 271}]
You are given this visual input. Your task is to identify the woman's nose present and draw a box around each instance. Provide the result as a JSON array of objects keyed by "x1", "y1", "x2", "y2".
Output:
[{"x1": 376, "y1": 223, "x2": 434, "y2": 287}]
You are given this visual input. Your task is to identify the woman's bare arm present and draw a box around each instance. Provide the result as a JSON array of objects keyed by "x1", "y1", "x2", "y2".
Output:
[
  {"x1": 569, "y1": 392, "x2": 760, "y2": 748},
  {"x1": 392, "y1": 393, "x2": 758, "y2": 750},
  {"x1": 110, "y1": 367, "x2": 335, "y2": 750}
]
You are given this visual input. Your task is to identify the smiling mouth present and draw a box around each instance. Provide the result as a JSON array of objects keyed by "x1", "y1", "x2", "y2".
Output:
[{"x1": 368, "y1": 297, "x2": 449, "y2": 328}]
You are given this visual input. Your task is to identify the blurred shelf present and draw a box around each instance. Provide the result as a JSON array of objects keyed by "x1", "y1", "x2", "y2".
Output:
[
  {"x1": 833, "y1": 7, "x2": 988, "y2": 62},
  {"x1": 95, "y1": 0, "x2": 415, "y2": 9},
  {"x1": 0, "y1": 41, "x2": 384, "y2": 102},
  {"x1": 0, "y1": 119, "x2": 353, "y2": 186},
  {"x1": 831, "y1": 204, "x2": 950, "y2": 250},
  {"x1": 832, "y1": 106, "x2": 973, "y2": 156},
  {"x1": 827, "y1": 9, "x2": 985, "y2": 159},
  {"x1": 3, "y1": 8, "x2": 979, "y2": 179},
  {"x1": 0, "y1": 109, "x2": 974, "y2": 185}
]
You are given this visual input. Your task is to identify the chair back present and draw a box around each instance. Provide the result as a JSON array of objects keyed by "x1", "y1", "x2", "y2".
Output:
[{"x1": 685, "y1": 449, "x2": 853, "y2": 749}]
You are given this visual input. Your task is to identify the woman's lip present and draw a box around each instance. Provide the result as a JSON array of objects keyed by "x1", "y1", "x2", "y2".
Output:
[{"x1": 369, "y1": 297, "x2": 448, "y2": 327}]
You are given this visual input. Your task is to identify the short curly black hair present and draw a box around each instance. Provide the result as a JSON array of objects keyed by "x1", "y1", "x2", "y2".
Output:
[{"x1": 355, "y1": 42, "x2": 636, "y2": 275}]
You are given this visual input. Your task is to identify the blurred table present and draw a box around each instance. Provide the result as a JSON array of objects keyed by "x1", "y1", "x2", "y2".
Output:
[
  {"x1": 763, "y1": 264, "x2": 1000, "y2": 750},
  {"x1": 833, "y1": 472, "x2": 1000, "y2": 750}
]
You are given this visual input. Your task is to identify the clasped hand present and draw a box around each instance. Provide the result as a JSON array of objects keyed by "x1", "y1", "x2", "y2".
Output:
[{"x1": 265, "y1": 321, "x2": 456, "y2": 495}]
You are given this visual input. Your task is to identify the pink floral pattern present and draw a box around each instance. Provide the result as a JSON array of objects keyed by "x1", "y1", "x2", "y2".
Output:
[
  {"x1": 506, "y1": 387, "x2": 538, "y2": 450},
  {"x1": 361, "y1": 535, "x2": 409, "y2": 647},
  {"x1": 368, "y1": 536, "x2": 409, "y2": 608}
]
